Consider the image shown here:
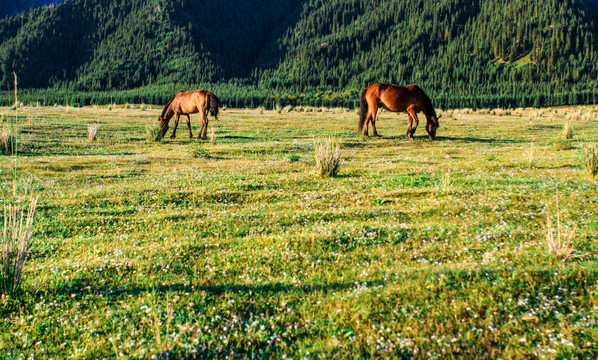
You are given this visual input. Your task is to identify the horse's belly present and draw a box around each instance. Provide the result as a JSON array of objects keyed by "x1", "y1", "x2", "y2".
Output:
[{"x1": 180, "y1": 105, "x2": 199, "y2": 114}]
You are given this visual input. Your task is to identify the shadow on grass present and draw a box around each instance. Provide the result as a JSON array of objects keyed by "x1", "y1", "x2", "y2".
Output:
[
  {"x1": 51, "y1": 264, "x2": 598, "y2": 301},
  {"x1": 436, "y1": 136, "x2": 523, "y2": 144}
]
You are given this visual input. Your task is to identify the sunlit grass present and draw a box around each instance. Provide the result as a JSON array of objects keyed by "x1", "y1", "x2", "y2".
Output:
[{"x1": 0, "y1": 105, "x2": 597, "y2": 358}]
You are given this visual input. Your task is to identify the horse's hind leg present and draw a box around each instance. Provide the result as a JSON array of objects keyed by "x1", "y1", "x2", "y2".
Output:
[
  {"x1": 185, "y1": 115, "x2": 193, "y2": 138},
  {"x1": 198, "y1": 110, "x2": 208, "y2": 140},
  {"x1": 202, "y1": 110, "x2": 209, "y2": 140},
  {"x1": 406, "y1": 106, "x2": 419, "y2": 140},
  {"x1": 363, "y1": 104, "x2": 377, "y2": 137},
  {"x1": 170, "y1": 114, "x2": 181, "y2": 139},
  {"x1": 371, "y1": 110, "x2": 380, "y2": 137},
  {"x1": 197, "y1": 121, "x2": 205, "y2": 140}
]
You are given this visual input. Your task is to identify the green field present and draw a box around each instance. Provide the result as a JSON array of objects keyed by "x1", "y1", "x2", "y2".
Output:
[{"x1": 1, "y1": 105, "x2": 598, "y2": 358}]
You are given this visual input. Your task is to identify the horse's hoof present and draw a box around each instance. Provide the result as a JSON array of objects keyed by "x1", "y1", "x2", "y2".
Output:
[
  {"x1": 170, "y1": 136, "x2": 176, "y2": 139},
  {"x1": 373, "y1": 134, "x2": 380, "y2": 138}
]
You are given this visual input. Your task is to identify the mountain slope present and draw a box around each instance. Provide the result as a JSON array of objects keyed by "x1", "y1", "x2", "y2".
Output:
[
  {"x1": 258, "y1": 0, "x2": 598, "y2": 105},
  {"x1": 1, "y1": 0, "x2": 598, "y2": 107},
  {"x1": 0, "y1": 0, "x2": 59, "y2": 18}
]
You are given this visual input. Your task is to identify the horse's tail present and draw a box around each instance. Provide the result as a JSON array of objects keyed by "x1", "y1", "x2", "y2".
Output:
[
  {"x1": 358, "y1": 87, "x2": 368, "y2": 132},
  {"x1": 207, "y1": 92, "x2": 219, "y2": 120}
]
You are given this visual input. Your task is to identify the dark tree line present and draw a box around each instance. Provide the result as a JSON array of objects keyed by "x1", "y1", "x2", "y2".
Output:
[{"x1": 1, "y1": 0, "x2": 598, "y2": 108}]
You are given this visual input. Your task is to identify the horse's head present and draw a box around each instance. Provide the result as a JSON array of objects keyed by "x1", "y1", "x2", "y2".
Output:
[
  {"x1": 427, "y1": 116, "x2": 440, "y2": 140},
  {"x1": 158, "y1": 116, "x2": 169, "y2": 136}
]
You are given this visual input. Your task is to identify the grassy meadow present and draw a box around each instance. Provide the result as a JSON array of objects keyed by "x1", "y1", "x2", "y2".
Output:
[{"x1": 1, "y1": 104, "x2": 598, "y2": 358}]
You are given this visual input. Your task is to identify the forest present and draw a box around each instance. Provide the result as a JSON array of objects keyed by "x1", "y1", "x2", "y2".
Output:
[{"x1": 1, "y1": 0, "x2": 598, "y2": 108}]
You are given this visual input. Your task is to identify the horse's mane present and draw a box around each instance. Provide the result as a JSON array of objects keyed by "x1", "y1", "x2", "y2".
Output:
[
  {"x1": 411, "y1": 85, "x2": 437, "y2": 119},
  {"x1": 160, "y1": 90, "x2": 184, "y2": 118}
]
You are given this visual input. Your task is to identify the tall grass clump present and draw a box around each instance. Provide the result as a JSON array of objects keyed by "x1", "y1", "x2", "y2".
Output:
[
  {"x1": 581, "y1": 143, "x2": 598, "y2": 176},
  {"x1": 210, "y1": 128, "x2": 216, "y2": 145},
  {"x1": 0, "y1": 126, "x2": 16, "y2": 155},
  {"x1": 314, "y1": 137, "x2": 342, "y2": 177},
  {"x1": 526, "y1": 142, "x2": 535, "y2": 168},
  {"x1": 562, "y1": 122, "x2": 573, "y2": 139},
  {"x1": 146, "y1": 125, "x2": 163, "y2": 143},
  {"x1": 87, "y1": 124, "x2": 99, "y2": 141},
  {"x1": 545, "y1": 196, "x2": 575, "y2": 261},
  {"x1": 1, "y1": 198, "x2": 38, "y2": 296}
]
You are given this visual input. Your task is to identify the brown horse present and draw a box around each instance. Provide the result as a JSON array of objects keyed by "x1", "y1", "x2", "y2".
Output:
[
  {"x1": 359, "y1": 83, "x2": 440, "y2": 140},
  {"x1": 158, "y1": 89, "x2": 219, "y2": 140}
]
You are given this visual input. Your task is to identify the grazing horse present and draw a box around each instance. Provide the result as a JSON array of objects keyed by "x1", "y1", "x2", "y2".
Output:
[
  {"x1": 158, "y1": 89, "x2": 219, "y2": 140},
  {"x1": 359, "y1": 83, "x2": 440, "y2": 140}
]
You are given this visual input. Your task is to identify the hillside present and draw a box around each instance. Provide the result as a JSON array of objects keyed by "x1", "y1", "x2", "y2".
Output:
[
  {"x1": 1, "y1": 0, "x2": 598, "y2": 108},
  {"x1": 0, "y1": 0, "x2": 58, "y2": 18}
]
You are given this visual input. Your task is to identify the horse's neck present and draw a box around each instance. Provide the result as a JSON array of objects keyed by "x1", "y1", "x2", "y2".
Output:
[{"x1": 164, "y1": 107, "x2": 175, "y2": 120}]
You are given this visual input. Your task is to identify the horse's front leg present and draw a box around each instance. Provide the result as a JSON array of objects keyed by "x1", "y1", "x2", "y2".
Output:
[
  {"x1": 185, "y1": 114, "x2": 193, "y2": 139},
  {"x1": 170, "y1": 114, "x2": 180, "y2": 139},
  {"x1": 406, "y1": 106, "x2": 419, "y2": 140}
]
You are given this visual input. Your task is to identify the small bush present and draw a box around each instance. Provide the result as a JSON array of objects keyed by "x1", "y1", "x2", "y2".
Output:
[
  {"x1": 87, "y1": 124, "x2": 99, "y2": 141},
  {"x1": 145, "y1": 125, "x2": 163, "y2": 143},
  {"x1": 581, "y1": 143, "x2": 598, "y2": 176},
  {"x1": 1, "y1": 126, "x2": 16, "y2": 155},
  {"x1": 314, "y1": 138, "x2": 342, "y2": 177},
  {"x1": 1, "y1": 198, "x2": 38, "y2": 296}
]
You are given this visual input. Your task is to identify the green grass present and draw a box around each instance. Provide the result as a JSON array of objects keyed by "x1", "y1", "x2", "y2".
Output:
[{"x1": 1, "y1": 105, "x2": 598, "y2": 358}]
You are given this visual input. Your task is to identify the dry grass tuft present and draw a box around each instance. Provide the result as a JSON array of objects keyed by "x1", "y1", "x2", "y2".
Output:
[
  {"x1": 210, "y1": 128, "x2": 216, "y2": 145},
  {"x1": 314, "y1": 137, "x2": 342, "y2": 177},
  {"x1": 1, "y1": 126, "x2": 16, "y2": 155},
  {"x1": 581, "y1": 143, "x2": 598, "y2": 177},
  {"x1": 1, "y1": 197, "x2": 38, "y2": 296},
  {"x1": 145, "y1": 125, "x2": 163, "y2": 143},
  {"x1": 526, "y1": 142, "x2": 535, "y2": 168},
  {"x1": 545, "y1": 196, "x2": 575, "y2": 261},
  {"x1": 562, "y1": 122, "x2": 573, "y2": 139},
  {"x1": 87, "y1": 124, "x2": 99, "y2": 141}
]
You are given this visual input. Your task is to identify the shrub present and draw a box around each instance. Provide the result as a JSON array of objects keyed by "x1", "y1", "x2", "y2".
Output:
[
  {"x1": 314, "y1": 138, "x2": 342, "y2": 177},
  {"x1": 87, "y1": 124, "x2": 99, "y2": 141},
  {"x1": 0, "y1": 126, "x2": 16, "y2": 155},
  {"x1": 1, "y1": 198, "x2": 38, "y2": 296},
  {"x1": 145, "y1": 125, "x2": 163, "y2": 143}
]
